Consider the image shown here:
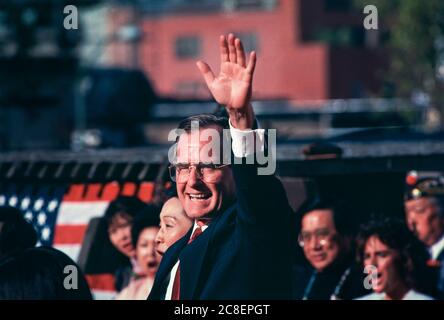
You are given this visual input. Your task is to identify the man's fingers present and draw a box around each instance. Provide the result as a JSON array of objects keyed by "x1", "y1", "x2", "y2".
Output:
[
  {"x1": 220, "y1": 35, "x2": 229, "y2": 63},
  {"x1": 196, "y1": 61, "x2": 215, "y2": 87},
  {"x1": 246, "y1": 51, "x2": 256, "y2": 76},
  {"x1": 228, "y1": 33, "x2": 237, "y2": 63},
  {"x1": 235, "y1": 38, "x2": 246, "y2": 67}
]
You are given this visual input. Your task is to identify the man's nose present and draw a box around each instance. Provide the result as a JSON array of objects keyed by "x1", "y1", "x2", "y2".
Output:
[
  {"x1": 368, "y1": 255, "x2": 378, "y2": 268},
  {"x1": 408, "y1": 218, "x2": 418, "y2": 234},
  {"x1": 309, "y1": 237, "x2": 322, "y2": 250},
  {"x1": 117, "y1": 228, "x2": 128, "y2": 240},
  {"x1": 155, "y1": 229, "x2": 163, "y2": 244},
  {"x1": 188, "y1": 166, "x2": 202, "y2": 187}
]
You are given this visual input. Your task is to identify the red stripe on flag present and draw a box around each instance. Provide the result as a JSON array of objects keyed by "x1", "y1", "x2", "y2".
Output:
[
  {"x1": 121, "y1": 182, "x2": 136, "y2": 197},
  {"x1": 85, "y1": 183, "x2": 102, "y2": 201},
  {"x1": 102, "y1": 182, "x2": 120, "y2": 201},
  {"x1": 63, "y1": 184, "x2": 85, "y2": 201},
  {"x1": 54, "y1": 225, "x2": 87, "y2": 244},
  {"x1": 85, "y1": 273, "x2": 116, "y2": 291},
  {"x1": 138, "y1": 182, "x2": 154, "y2": 202}
]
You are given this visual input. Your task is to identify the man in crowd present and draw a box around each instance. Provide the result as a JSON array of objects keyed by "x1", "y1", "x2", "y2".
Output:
[
  {"x1": 148, "y1": 34, "x2": 293, "y2": 299},
  {"x1": 404, "y1": 171, "x2": 444, "y2": 295},
  {"x1": 293, "y1": 199, "x2": 369, "y2": 300}
]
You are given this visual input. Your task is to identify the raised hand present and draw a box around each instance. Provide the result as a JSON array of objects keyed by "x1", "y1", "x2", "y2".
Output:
[{"x1": 196, "y1": 34, "x2": 256, "y2": 130}]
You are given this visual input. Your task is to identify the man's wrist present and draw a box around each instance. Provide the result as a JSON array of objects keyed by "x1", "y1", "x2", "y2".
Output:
[{"x1": 227, "y1": 104, "x2": 254, "y2": 130}]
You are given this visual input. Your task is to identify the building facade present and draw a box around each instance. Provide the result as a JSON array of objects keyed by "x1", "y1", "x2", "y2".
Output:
[{"x1": 107, "y1": 0, "x2": 385, "y2": 101}]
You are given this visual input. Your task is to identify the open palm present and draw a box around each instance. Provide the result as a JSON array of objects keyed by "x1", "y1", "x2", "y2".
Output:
[{"x1": 197, "y1": 34, "x2": 256, "y2": 112}]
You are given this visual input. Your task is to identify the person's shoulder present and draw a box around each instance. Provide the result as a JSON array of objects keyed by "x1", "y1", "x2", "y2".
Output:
[{"x1": 404, "y1": 290, "x2": 434, "y2": 300}]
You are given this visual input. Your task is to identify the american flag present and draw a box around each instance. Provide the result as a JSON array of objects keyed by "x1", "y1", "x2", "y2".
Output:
[{"x1": 0, "y1": 180, "x2": 155, "y2": 300}]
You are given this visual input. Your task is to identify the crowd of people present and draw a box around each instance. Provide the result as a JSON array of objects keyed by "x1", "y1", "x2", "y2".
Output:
[{"x1": 0, "y1": 34, "x2": 443, "y2": 300}]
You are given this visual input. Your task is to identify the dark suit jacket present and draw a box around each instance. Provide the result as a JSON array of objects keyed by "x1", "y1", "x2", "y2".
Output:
[
  {"x1": 292, "y1": 256, "x2": 371, "y2": 300},
  {"x1": 148, "y1": 159, "x2": 294, "y2": 300},
  {"x1": 436, "y1": 249, "x2": 444, "y2": 296}
]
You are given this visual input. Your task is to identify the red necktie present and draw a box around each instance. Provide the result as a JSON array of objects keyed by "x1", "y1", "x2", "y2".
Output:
[{"x1": 171, "y1": 226, "x2": 203, "y2": 300}]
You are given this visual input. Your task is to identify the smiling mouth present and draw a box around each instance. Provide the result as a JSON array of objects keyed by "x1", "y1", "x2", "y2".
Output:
[
  {"x1": 122, "y1": 243, "x2": 133, "y2": 250},
  {"x1": 147, "y1": 261, "x2": 158, "y2": 269},
  {"x1": 187, "y1": 193, "x2": 212, "y2": 201},
  {"x1": 311, "y1": 254, "x2": 325, "y2": 261}
]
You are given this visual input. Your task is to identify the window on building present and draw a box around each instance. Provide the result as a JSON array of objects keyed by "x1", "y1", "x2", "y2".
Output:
[{"x1": 175, "y1": 36, "x2": 201, "y2": 59}]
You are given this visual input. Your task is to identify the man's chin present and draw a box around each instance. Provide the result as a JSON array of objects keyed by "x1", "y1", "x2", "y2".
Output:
[
  {"x1": 186, "y1": 209, "x2": 211, "y2": 219},
  {"x1": 185, "y1": 202, "x2": 216, "y2": 219},
  {"x1": 312, "y1": 261, "x2": 329, "y2": 272}
]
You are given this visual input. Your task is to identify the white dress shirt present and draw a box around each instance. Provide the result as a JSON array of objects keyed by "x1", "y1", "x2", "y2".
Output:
[
  {"x1": 356, "y1": 290, "x2": 434, "y2": 300},
  {"x1": 429, "y1": 234, "x2": 444, "y2": 260}
]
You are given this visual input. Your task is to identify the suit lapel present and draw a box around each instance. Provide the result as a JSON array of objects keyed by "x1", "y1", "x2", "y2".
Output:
[
  {"x1": 437, "y1": 248, "x2": 444, "y2": 264},
  {"x1": 179, "y1": 204, "x2": 237, "y2": 299}
]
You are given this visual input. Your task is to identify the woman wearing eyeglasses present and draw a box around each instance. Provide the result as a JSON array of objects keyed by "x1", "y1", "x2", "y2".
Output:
[{"x1": 355, "y1": 218, "x2": 435, "y2": 300}]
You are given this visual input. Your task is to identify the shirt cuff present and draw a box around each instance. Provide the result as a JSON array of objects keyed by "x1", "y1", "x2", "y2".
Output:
[{"x1": 229, "y1": 119, "x2": 265, "y2": 158}]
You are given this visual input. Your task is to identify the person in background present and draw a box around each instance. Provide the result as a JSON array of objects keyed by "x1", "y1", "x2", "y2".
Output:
[
  {"x1": 355, "y1": 218, "x2": 434, "y2": 300},
  {"x1": 116, "y1": 204, "x2": 161, "y2": 300},
  {"x1": 293, "y1": 199, "x2": 369, "y2": 300},
  {"x1": 0, "y1": 246, "x2": 92, "y2": 300},
  {"x1": 404, "y1": 171, "x2": 444, "y2": 295},
  {"x1": 0, "y1": 206, "x2": 37, "y2": 259},
  {"x1": 104, "y1": 196, "x2": 149, "y2": 292},
  {"x1": 155, "y1": 197, "x2": 193, "y2": 256}
]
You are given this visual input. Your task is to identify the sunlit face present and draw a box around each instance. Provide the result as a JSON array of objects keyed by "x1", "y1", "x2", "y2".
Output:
[
  {"x1": 363, "y1": 236, "x2": 405, "y2": 294},
  {"x1": 136, "y1": 227, "x2": 161, "y2": 277},
  {"x1": 405, "y1": 197, "x2": 444, "y2": 246},
  {"x1": 300, "y1": 209, "x2": 342, "y2": 272},
  {"x1": 156, "y1": 198, "x2": 193, "y2": 256},
  {"x1": 176, "y1": 126, "x2": 235, "y2": 220},
  {"x1": 108, "y1": 213, "x2": 135, "y2": 257}
]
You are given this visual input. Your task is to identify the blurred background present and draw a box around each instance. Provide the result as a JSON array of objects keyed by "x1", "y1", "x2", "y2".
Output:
[
  {"x1": 1, "y1": 0, "x2": 444, "y2": 298},
  {"x1": 1, "y1": 0, "x2": 444, "y2": 150}
]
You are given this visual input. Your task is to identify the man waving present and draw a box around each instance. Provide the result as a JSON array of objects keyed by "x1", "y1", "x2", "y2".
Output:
[{"x1": 149, "y1": 34, "x2": 293, "y2": 300}]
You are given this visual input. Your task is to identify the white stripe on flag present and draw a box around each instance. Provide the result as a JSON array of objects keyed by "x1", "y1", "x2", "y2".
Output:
[
  {"x1": 53, "y1": 244, "x2": 82, "y2": 262},
  {"x1": 56, "y1": 201, "x2": 109, "y2": 225}
]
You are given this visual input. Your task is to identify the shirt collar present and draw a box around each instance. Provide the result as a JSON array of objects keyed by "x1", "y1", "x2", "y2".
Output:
[
  {"x1": 192, "y1": 220, "x2": 209, "y2": 233},
  {"x1": 429, "y1": 233, "x2": 444, "y2": 260}
]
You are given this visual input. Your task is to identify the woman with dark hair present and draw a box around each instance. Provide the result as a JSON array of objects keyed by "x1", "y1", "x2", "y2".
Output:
[
  {"x1": 116, "y1": 204, "x2": 161, "y2": 300},
  {"x1": 103, "y1": 196, "x2": 149, "y2": 292},
  {"x1": 0, "y1": 247, "x2": 92, "y2": 300},
  {"x1": 356, "y1": 218, "x2": 434, "y2": 300}
]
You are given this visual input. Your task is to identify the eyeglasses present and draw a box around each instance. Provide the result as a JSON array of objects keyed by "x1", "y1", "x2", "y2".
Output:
[
  {"x1": 168, "y1": 163, "x2": 230, "y2": 183},
  {"x1": 298, "y1": 229, "x2": 334, "y2": 247}
]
